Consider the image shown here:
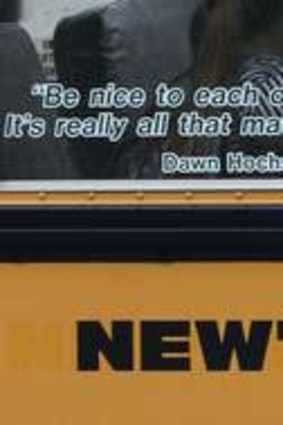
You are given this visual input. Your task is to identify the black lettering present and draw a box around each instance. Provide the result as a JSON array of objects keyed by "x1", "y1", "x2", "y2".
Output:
[
  {"x1": 77, "y1": 321, "x2": 133, "y2": 371},
  {"x1": 141, "y1": 321, "x2": 190, "y2": 371},
  {"x1": 196, "y1": 321, "x2": 272, "y2": 371}
]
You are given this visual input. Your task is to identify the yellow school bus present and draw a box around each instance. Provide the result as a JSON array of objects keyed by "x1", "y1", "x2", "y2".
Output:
[{"x1": 2, "y1": 0, "x2": 283, "y2": 423}]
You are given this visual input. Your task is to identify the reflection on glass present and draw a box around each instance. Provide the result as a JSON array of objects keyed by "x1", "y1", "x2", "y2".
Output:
[{"x1": 0, "y1": 0, "x2": 282, "y2": 183}]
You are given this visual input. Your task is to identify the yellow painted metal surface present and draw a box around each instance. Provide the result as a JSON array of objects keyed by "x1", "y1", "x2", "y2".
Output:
[
  {"x1": 0, "y1": 262, "x2": 283, "y2": 424},
  {"x1": 0, "y1": 190, "x2": 283, "y2": 204}
]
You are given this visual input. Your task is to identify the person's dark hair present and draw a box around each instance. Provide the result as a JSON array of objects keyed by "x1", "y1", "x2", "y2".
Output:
[
  {"x1": 191, "y1": 0, "x2": 283, "y2": 84},
  {"x1": 166, "y1": 0, "x2": 283, "y2": 160},
  {"x1": 0, "y1": 0, "x2": 20, "y2": 22}
]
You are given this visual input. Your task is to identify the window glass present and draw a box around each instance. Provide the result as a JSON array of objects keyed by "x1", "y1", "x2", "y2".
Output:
[{"x1": 0, "y1": 0, "x2": 282, "y2": 189}]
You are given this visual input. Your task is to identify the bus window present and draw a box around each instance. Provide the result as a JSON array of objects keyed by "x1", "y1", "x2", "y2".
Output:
[{"x1": 0, "y1": 0, "x2": 281, "y2": 193}]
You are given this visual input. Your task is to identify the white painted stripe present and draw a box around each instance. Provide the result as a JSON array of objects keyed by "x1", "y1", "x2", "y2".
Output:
[{"x1": 0, "y1": 180, "x2": 282, "y2": 192}]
